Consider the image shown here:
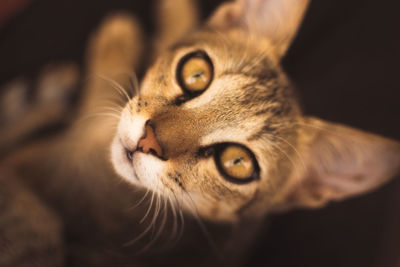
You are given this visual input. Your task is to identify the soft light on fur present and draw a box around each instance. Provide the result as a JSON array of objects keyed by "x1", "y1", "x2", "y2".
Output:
[
  {"x1": 111, "y1": 0, "x2": 400, "y2": 222},
  {"x1": 1, "y1": 0, "x2": 400, "y2": 265}
]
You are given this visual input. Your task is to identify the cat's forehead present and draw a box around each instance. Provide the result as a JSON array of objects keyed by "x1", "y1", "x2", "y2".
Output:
[
  {"x1": 145, "y1": 29, "x2": 275, "y2": 74},
  {"x1": 141, "y1": 29, "x2": 282, "y2": 99},
  {"x1": 169, "y1": 29, "x2": 279, "y2": 72},
  {"x1": 138, "y1": 28, "x2": 299, "y2": 133}
]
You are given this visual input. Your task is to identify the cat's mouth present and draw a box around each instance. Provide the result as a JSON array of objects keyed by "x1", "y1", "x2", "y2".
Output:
[
  {"x1": 122, "y1": 149, "x2": 140, "y2": 182},
  {"x1": 111, "y1": 135, "x2": 168, "y2": 190},
  {"x1": 125, "y1": 147, "x2": 168, "y2": 162}
]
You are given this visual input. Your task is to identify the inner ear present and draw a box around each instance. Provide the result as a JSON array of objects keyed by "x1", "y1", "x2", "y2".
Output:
[
  {"x1": 272, "y1": 117, "x2": 400, "y2": 211},
  {"x1": 208, "y1": 0, "x2": 310, "y2": 58}
]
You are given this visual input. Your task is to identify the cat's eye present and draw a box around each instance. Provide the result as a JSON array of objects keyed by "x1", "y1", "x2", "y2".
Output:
[
  {"x1": 176, "y1": 51, "x2": 213, "y2": 96},
  {"x1": 212, "y1": 143, "x2": 260, "y2": 184}
]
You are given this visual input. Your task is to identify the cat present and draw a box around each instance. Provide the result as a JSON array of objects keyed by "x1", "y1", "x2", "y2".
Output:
[{"x1": 1, "y1": 0, "x2": 400, "y2": 266}]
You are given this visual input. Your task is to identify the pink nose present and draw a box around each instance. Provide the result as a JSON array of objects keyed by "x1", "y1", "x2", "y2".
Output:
[{"x1": 137, "y1": 124, "x2": 163, "y2": 158}]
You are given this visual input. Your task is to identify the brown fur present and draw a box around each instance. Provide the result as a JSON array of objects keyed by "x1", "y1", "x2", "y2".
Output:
[{"x1": 1, "y1": 0, "x2": 400, "y2": 266}]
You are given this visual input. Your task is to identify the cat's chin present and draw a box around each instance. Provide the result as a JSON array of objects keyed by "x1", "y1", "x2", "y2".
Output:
[{"x1": 110, "y1": 135, "x2": 166, "y2": 191}]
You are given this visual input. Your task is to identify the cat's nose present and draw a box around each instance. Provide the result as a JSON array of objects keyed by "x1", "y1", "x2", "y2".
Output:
[{"x1": 137, "y1": 124, "x2": 163, "y2": 158}]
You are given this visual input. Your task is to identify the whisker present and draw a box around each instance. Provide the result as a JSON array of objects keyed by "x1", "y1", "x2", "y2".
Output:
[
  {"x1": 77, "y1": 112, "x2": 121, "y2": 124},
  {"x1": 168, "y1": 195, "x2": 178, "y2": 241},
  {"x1": 238, "y1": 33, "x2": 251, "y2": 70},
  {"x1": 242, "y1": 48, "x2": 270, "y2": 73},
  {"x1": 170, "y1": 192, "x2": 185, "y2": 243},
  {"x1": 128, "y1": 71, "x2": 140, "y2": 97},
  {"x1": 124, "y1": 191, "x2": 158, "y2": 248},
  {"x1": 96, "y1": 99, "x2": 125, "y2": 110},
  {"x1": 95, "y1": 74, "x2": 131, "y2": 101},
  {"x1": 270, "y1": 134, "x2": 306, "y2": 171},
  {"x1": 98, "y1": 106, "x2": 124, "y2": 114},
  {"x1": 135, "y1": 179, "x2": 169, "y2": 253},
  {"x1": 182, "y1": 191, "x2": 220, "y2": 258},
  {"x1": 123, "y1": 211, "x2": 155, "y2": 247},
  {"x1": 266, "y1": 139, "x2": 303, "y2": 185},
  {"x1": 177, "y1": 205, "x2": 185, "y2": 242},
  {"x1": 153, "y1": 197, "x2": 168, "y2": 244},
  {"x1": 270, "y1": 141, "x2": 297, "y2": 170},
  {"x1": 114, "y1": 71, "x2": 140, "y2": 97},
  {"x1": 150, "y1": 192, "x2": 162, "y2": 236},
  {"x1": 140, "y1": 191, "x2": 155, "y2": 224},
  {"x1": 129, "y1": 189, "x2": 150, "y2": 210},
  {"x1": 294, "y1": 121, "x2": 344, "y2": 139}
]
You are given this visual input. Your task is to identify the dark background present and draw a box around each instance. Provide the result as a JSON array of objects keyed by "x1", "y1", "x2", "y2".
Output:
[{"x1": 1, "y1": 0, "x2": 399, "y2": 266}]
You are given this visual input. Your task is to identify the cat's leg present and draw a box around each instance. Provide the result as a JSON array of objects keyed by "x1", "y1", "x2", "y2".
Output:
[
  {"x1": 1, "y1": 14, "x2": 145, "y2": 266},
  {"x1": 2, "y1": 13, "x2": 145, "y2": 196},
  {"x1": 153, "y1": 0, "x2": 199, "y2": 56},
  {"x1": 79, "y1": 14, "x2": 143, "y2": 118},
  {"x1": 0, "y1": 13, "x2": 143, "y2": 154},
  {"x1": 0, "y1": 172, "x2": 64, "y2": 267}
]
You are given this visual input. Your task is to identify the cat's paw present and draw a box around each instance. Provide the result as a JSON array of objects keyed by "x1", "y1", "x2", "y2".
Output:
[
  {"x1": 0, "y1": 63, "x2": 79, "y2": 156},
  {"x1": 35, "y1": 63, "x2": 79, "y2": 111},
  {"x1": 88, "y1": 13, "x2": 144, "y2": 75},
  {"x1": 0, "y1": 79, "x2": 29, "y2": 124}
]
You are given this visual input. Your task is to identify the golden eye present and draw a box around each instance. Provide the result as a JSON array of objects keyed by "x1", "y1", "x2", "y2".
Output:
[
  {"x1": 214, "y1": 144, "x2": 259, "y2": 183},
  {"x1": 177, "y1": 51, "x2": 213, "y2": 95}
]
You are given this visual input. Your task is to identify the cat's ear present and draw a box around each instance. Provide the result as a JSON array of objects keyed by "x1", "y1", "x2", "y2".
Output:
[
  {"x1": 272, "y1": 117, "x2": 400, "y2": 211},
  {"x1": 208, "y1": 0, "x2": 310, "y2": 58}
]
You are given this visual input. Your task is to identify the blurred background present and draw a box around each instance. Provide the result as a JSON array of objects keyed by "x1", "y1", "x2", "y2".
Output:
[{"x1": 1, "y1": 0, "x2": 399, "y2": 266}]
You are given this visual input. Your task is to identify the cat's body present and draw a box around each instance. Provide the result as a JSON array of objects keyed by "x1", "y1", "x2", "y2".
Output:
[
  {"x1": 0, "y1": 6, "x2": 257, "y2": 265},
  {"x1": 1, "y1": 0, "x2": 400, "y2": 266}
]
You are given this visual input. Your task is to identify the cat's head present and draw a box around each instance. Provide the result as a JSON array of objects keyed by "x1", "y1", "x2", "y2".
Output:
[{"x1": 111, "y1": 0, "x2": 400, "y2": 222}]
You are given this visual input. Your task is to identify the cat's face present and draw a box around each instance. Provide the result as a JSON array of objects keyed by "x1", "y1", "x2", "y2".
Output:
[
  {"x1": 111, "y1": 0, "x2": 400, "y2": 223},
  {"x1": 111, "y1": 29, "x2": 301, "y2": 221}
]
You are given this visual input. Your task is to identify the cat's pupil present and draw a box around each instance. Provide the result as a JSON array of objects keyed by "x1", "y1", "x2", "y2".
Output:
[
  {"x1": 188, "y1": 71, "x2": 205, "y2": 84},
  {"x1": 193, "y1": 72, "x2": 202, "y2": 77},
  {"x1": 233, "y1": 157, "x2": 243, "y2": 165}
]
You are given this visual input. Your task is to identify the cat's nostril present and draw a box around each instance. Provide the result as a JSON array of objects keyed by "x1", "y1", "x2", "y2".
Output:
[
  {"x1": 149, "y1": 148, "x2": 157, "y2": 157},
  {"x1": 137, "y1": 124, "x2": 163, "y2": 158},
  {"x1": 126, "y1": 149, "x2": 134, "y2": 161}
]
